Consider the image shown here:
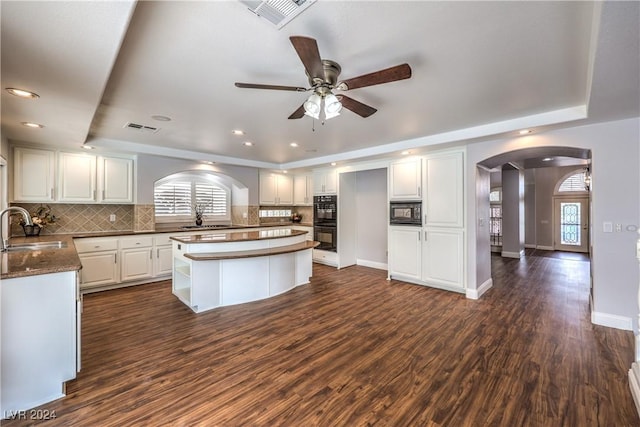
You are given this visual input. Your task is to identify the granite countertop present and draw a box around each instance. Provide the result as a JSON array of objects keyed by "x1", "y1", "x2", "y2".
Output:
[
  {"x1": 2, "y1": 223, "x2": 315, "y2": 280},
  {"x1": 171, "y1": 228, "x2": 308, "y2": 244},
  {"x1": 1, "y1": 235, "x2": 82, "y2": 280},
  {"x1": 185, "y1": 241, "x2": 319, "y2": 261}
]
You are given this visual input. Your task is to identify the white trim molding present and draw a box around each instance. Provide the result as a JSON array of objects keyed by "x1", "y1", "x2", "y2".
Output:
[
  {"x1": 501, "y1": 250, "x2": 524, "y2": 259},
  {"x1": 591, "y1": 311, "x2": 633, "y2": 330},
  {"x1": 536, "y1": 245, "x2": 554, "y2": 251},
  {"x1": 629, "y1": 363, "x2": 640, "y2": 416},
  {"x1": 356, "y1": 259, "x2": 388, "y2": 271},
  {"x1": 466, "y1": 278, "x2": 493, "y2": 300}
]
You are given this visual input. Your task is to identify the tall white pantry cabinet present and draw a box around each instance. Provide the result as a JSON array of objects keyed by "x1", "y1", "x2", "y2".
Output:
[{"x1": 388, "y1": 150, "x2": 465, "y2": 292}]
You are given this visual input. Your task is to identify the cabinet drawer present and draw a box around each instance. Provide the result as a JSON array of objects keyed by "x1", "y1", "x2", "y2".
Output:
[
  {"x1": 153, "y1": 234, "x2": 174, "y2": 246},
  {"x1": 120, "y1": 236, "x2": 153, "y2": 249},
  {"x1": 74, "y1": 238, "x2": 118, "y2": 253}
]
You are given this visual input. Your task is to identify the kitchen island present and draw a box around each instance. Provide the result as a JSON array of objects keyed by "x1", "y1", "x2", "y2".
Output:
[{"x1": 171, "y1": 228, "x2": 318, "y2": 313}]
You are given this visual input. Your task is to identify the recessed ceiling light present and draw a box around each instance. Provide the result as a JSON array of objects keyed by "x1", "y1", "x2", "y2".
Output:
[
  {"x1": 82, "y1": 145, "x2": 94, "y2": 150},
  {"x1": 232, "y1": 130, "x2": 245, "y2": 136},
  {"x1": 401, "y1": 150, "x2": 410, "y2": 155},
  {"x1": 21, "y1": 122, "x2": 44, "y2": 128},
  {"x1": 290, "y1": 142, "x2": 299, "y2": 147},
  {"x1": 330, "y1": 162, "x2": 337, "y2": 166},
  {"x1": 519, "y1": 129, "x2": 532, "y2": 135},
  {"x1": 151, "y1": 115, "x2": 171, "y2": 122},
  {"x1": 203, "y1": 161, "x2": 215, "y2": 165},
  {"x1": 542, "y1": 157, "x2": 553, "y2": 162},
  {"x1": 6, "y1": 88, "x2": 39, "y2": 99},
  {"x1": 243, "y1": 141, "x2": 253, "y2": 147},
  {"x1": 283, "y1": 170, "x2": 288, "y2": 174}
]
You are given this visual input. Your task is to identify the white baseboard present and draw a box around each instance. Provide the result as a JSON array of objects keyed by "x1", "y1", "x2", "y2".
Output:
[
  {"x1": 501, "y1": 250, "x2": 524, "y2": 259},
  {"x1": 536, "y1": 245, "x2": 554, "y2": 251},
  {"x1": 525, "y1": 244, "x2": 536, "y2": 249},
  {"x1": 591, "y1": 311, "x2": 633, "y2": 330},
  {"x1": 356, "y1": 259, "x2": 388, "y2": 271},
  {"x1": 466, "y1": 278, "x2": 493, "y2": 300},
  {"x1": 629, "y1": 363, "x2": 640, "y2": 416}
]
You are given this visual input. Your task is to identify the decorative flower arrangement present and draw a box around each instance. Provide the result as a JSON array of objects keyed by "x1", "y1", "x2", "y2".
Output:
[
  {"x1": 291, "y1": 212, "x2": 303, "y2": 223},
  {"x1": 193, "y1": 202, "x2": 210, "y2": 225},
  {"x1": 20, "y1": 205, "x2": 57, "y2": 228}
]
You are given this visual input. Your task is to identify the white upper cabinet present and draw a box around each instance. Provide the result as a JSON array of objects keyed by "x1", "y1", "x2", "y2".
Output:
[
  {"x1": 13, "y1": 146, "x2": 55, "y2": 202},
  {"x1": 259, "y1": 172, "x2": 293, "y2": 205},
  {"x1": 293, "y1": 174, "x2": 313, "y2": 205},
  {"x1": 12, "y1": 146, "x2": 135, "y2": 204},
  {"x1": 389, "y1": 158, "x2": 422, "y2": 200},
  {"x1": 58, "y1": 152, "x2": 97, "y2": 202},
  {"x1": 99, "y1": 156, "x2": 134, "y2": 203},
  {"x1": 423, "y1": 151, "x2": 464, "y2": 228},
  {"x1": 313, "y1": 169, "x2": 338, "y2": 195}
]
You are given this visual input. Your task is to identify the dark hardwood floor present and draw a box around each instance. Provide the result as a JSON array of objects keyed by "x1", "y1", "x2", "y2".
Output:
[{"x1": 5, "y1": 253, "x2": 638, "y2": 426}]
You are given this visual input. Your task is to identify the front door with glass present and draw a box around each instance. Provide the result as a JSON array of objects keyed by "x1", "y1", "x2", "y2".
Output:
[{"x1": 554, "y1": 197, "x2": 589, "y2": 253}]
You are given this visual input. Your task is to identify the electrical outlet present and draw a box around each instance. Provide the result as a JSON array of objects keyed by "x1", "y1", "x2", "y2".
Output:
[
  {"x1": 109, "y1": 214, "x2": 116, "y2": 222},
  {"x1": 615, "y1": 223, "x2": 622, "y2": 232},
  {"x1": 242, "y1": 212, "x2": 248, "y2": 219}
]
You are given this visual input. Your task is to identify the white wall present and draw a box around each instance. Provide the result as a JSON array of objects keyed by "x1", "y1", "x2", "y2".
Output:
[
  {"x1": 135, "y1": 154, "x2": 259, "y2": 205},
  {"x1": 466, "y1": 117, "x2": 640, "y2": 331},
  {"x1": 475, "y1": 167, "x2": 491, "y2": 287},
  {"x1": 501, "y1": 167, "x2": 524, "y2": 257},
  {"x1": 355, "y1": 168, "x2": 388, "y2": 267}
]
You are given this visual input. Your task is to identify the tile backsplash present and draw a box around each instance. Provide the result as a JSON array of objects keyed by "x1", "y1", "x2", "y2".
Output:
[{"x1": 10, "y1": 203, "x2": 134, "y2": 235}]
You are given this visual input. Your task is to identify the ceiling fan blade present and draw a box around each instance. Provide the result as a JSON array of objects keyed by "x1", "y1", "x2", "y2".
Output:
[
  {"x1": 338, "y1": 63, "x2": 412, "y2": 91},
  {"x1": 235, "y1": 82, "x2": 307, "y2": 92},
  {"x1": 337, "y1": 95, "x2": 377, "y2": 118},
  {"x1": 288, "y1": 104, "x2": 306, "y2": 120},
  {"x1": 290, "y1": 36, "x2": 324, "y2": 81}
]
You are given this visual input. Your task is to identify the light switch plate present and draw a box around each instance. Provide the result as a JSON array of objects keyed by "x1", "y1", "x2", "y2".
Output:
[{"x1": 603, "y1": 222, "x2": 613, "y2": 233}]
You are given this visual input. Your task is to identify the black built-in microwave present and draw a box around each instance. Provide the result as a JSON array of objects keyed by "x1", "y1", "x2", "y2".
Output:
[{"x1": 389, "y1": 201, "x2": 422, "y2": 226}]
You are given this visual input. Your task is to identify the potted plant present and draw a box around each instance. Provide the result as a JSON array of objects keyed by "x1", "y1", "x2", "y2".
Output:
[
  {"x1": 19, "y1": 205, "x2": 57, "y2": 236},
  {"x1": 193, "y1": 202, "x2": 210, "y2": 226}
]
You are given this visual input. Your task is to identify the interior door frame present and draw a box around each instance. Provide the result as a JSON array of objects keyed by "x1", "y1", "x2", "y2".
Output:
[{"x1": 553, "y1": 195, "x2": 590, "y2": 253}]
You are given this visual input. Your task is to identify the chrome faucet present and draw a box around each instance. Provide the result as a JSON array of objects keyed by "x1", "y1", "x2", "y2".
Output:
[{"x1": 1, "y1": 206, "x2": 33, "y2": 252}]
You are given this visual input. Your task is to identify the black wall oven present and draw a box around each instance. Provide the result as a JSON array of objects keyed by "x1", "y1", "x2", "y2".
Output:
[
  {"x1": 314, "y1": 195, "x2": 337, "y2": 252},
  {"x1": 389, "y1": 201, "x2": 422, "y2": 226},
  {"x1": 313, "y1": 225, "x2": 337, "y2": 252}
]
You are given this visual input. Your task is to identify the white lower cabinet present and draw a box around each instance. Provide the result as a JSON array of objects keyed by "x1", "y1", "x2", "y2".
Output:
[
  {"x1": 422, "y1": 228, "x2": 464, "y2": 289},
  {"x1": 389, "y1": 227, "x2": 422, "y2": 280},
  {"x1": 389, "y1": 227, "x2": 464, "y2": 291},
  {"x1": 75, "y1": 238, "x2": 119, "y2": 290},
  {"x1": 119, "y1": 237, "x2": 153, "y2": 282},
  {"x1": 154, "y1": 245, "x2": 173, "y2": 277}
]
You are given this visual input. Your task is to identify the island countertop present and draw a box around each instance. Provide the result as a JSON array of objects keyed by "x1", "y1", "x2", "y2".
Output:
[{"x1": 170, "y1": 228, "x2": 308, "y2": 244}]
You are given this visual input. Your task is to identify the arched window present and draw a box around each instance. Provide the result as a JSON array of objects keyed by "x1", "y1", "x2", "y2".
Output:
[
  {"x1": 154, "y1": 171, "x2": 231, "y2": 223},
  {"x1": 555, "y1": 169, "x2": 590, "y2": 194}
]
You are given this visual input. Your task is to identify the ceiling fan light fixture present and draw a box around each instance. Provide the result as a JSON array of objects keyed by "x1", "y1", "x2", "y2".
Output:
[
  {"x1": 303, "y1": 93, "x2": 321, "y2": 118},
  {"x1": 324, "y1": 93, "x2": 342, "y2": 114}
]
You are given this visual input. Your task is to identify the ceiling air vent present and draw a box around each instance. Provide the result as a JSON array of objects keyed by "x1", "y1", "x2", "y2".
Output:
[
  {"x1": 239, "y1": 0, "x2": 316, "y2": 29},
  {"x1": 124, "y1": 122, "x2": 159, "y2": 133}
]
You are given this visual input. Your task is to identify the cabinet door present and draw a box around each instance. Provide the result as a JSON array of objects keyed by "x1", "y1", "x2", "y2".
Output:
[
  {"x1": 101, "y1": 156, "x2": 133, "y2": 203},
  {"x1": 313, "y1": 170, "x2": 338, "y2": 195},
  {"x1": 58, "y1": 152, "x2": 97, "y2": 202},
  {"x1": 293, "y1": 175, "x2": 309, "y2": 205},
  {"x1": 323, "y1": 170, "x2": 338, "y2": 194},
  {"x1": 120, "y1": 247, "x2": 153, "y2": 282},
  {"x1": 259, "y1": 173, "x2": 278, "y2": 205},
  {"x1": 78, "y1": 251, "x2": 118, "y2": 289},
  {"x1": 13, "y1": 147, "x2": 55, "y2": 202},
  {"x1": 154, "y1": 245, "x2": 173, "y2": 277},
  {"x1": 390, "y1": 159, "x2": 421, "y2": 200},
  {"x1": 276, "y1": 174, "x2": 293, "y2": 205},
  {"x1": 388, "y1": 227, "x2": 422, "y2": 280},
  {"x1": 424, "y1": 152, "x2": 464, "y2": 227},
  {"x1": 422, "y1": 228, "x2": 464, "y2": 289}
]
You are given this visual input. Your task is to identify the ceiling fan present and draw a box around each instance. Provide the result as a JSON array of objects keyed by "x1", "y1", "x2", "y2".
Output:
[{"x1": 235, "y1": 36, "x2": 412, "y2": 120}]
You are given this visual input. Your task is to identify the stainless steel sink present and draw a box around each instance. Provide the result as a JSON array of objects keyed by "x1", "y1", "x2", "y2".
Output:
[{"x1": 5, "y1": 241, "x2": 68, "y2": 252}]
